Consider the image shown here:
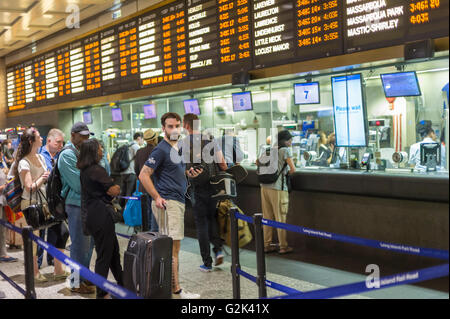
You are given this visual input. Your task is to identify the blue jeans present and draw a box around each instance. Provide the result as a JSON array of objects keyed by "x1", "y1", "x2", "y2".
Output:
[{"x1": 66, "y1": 204, "x2": 94, "y2": 287}]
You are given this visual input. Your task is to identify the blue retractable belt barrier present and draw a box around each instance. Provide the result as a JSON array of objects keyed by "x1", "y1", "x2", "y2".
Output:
[
  {"x1": 234, "y1": 211, "x2": 254, "y2": 224},
  {"x1": 268, "y1": 263, "x2": 449, "y2": 299},
  {"x1": 0, "y1": 219, "x2": 23, "y2": 235},
  {"x1": 233, "y1": 211, "x2": 449, "y2": 261},
  {"x1": 236, "y1": 268, "x2": 302, "y2": 296},
  {"x1": 0, "y1": 219, "x2": 141, "y2": 299},
  {"x1": 27, "y1": 231, "x2": 141, "y2": 299},
  {"x1": 0, "y1": 269, "x2": 27, "y2": 297}
]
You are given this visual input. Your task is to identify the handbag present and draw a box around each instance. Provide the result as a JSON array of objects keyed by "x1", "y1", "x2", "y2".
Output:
[
  {"x1": 4, "y1": 205, "x2": 23, "y2": 224},
  {"x1": 3, "y1": 177, "x2": 23, "y2": 214},
  {"x1": 107, "y1": 198, "x2": 124, "y2": 224},
  {"x1": 217, "y1": 200, "x2": 253, "y2": 248},
  {"x1": 123, "y1": 181, "x2": 142, "y2": 227},
  {"x1": 23, "y1": 188, "x2": 57, "y2": 230}
]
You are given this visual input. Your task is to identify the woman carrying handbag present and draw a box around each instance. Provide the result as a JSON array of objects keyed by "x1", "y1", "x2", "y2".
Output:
[
  {"x1": 78, "y1": 139, "x2": 123, "y2": 299},
  {"x1": 14, "y1": 127, "x2": 69, "y2": 282}
]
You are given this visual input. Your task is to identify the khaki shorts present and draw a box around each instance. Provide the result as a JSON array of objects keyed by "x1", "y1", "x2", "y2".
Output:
[{"x1": 152, "y1": 199, "x2": 185, "y2": 241}]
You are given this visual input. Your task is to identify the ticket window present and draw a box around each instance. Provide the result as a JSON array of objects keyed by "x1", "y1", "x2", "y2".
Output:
[
  {"x1": 130, "y1": 100, "x2": 167, "y2": 138},
  {"x1": 363, "y1": 60, "x2": 449, "y2": 172}
]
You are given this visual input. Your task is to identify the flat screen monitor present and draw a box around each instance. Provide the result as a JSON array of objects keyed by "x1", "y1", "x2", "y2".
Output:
[
  {"x1": 83, "y1": 111, "x2": 92, "y2": 124},
  {"x1": 294, "y1": 82, "x2": 320, "y2": 105},
  {"x1": 111, "y1": 108, "x2": 123, "y2": 122},
  {"x1": 183, "y1": 99, "x2": 200, "y2": 115},
  {"x1": 332, "y1": 73, "x2": 368, "y2": 147},
  {"x1": 232, "y1": 91, "x2": 253, "y2": 112},
  {"x1": 420, "y1": 142, "x2": 441, "y2": 169},
  {"x1": 143, "y1": 104, "x2": 157, "y2": 119},
  {"x1": 380, "y1": 72, "x2": 421, "y2": 97}
]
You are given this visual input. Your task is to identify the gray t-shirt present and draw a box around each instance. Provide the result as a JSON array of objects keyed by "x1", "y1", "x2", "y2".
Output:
[{"x1": 260, "y1": 147, "x2": 292, "y2": 191}]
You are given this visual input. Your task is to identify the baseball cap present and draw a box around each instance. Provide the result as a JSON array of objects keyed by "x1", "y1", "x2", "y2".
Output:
[
  {"x1": 143, "y1": 128, "x2": 157, "y2": 141},
  {"x1": 71, "y1": 122, "x2": 94, "y2": 136}
]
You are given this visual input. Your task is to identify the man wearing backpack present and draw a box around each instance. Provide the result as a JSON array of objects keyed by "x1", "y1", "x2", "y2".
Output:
[
  {"x1": 37, "y1": 129, "x2": 65, "y2": 269},
  {"x1": 180, "y1": 114, "x2": 228, "y2": 272},
  {"x1": 257, "y1": 130, "x2": 296, "y2": 255},
  {"x1": 58, "y1": 122, "x2": 95, "y2": 294},
  {"x1": 116, "y1": 132, "x2": 143, "y2": 207}
]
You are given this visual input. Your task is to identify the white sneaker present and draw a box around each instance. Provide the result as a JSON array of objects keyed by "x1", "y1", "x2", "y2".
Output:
[{"x1": 173, "y1": 289, "x2": 200, "y2": 299}]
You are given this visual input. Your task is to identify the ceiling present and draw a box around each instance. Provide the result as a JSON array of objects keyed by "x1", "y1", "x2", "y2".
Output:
[{"x1": 0, "y1": 0, "x2": 128, "y2": 57}]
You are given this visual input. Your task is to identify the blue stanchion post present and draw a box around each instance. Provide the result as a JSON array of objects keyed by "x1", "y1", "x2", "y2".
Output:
[
  {"x1": 253, "y1": 213, "x2": 267, "y2": 298},
  {"x1": 21, "y1": 226, "x2": 36, "y2": 299},
  {"x1": 230, "y1": 206, "x2": 241, "y2": 299}
]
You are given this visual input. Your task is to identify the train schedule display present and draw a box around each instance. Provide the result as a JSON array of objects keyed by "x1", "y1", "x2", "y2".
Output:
[
  {"x1": 253, "y1": 0, "x2": 296, "y2": 68},
  {"x1": 139, "y1": 1, "x2": 188, "y2": 88},
  {"x1": 5, "y1": 0, "x2": 448, "y2": 112},
  {"x1": 187, "y1": 0, "x2": 220, "y2": 79},
  {"x1": 295, "y1": 0, "x2": 344, "y2": 60}
]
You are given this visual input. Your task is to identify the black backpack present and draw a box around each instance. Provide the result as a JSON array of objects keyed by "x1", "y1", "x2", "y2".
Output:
[
  {"x1": 110, "y1": 144, "x2": 131, "y2": 173},
  {"x1": 46, "y1": 145, "x2": 77, "y2": 221},
  {"x1": 256, "y1": 146, "x2": 287, "y2": 185},
  {"x1": 185, "y1": 135, "x2": 219, "y2": 187}
]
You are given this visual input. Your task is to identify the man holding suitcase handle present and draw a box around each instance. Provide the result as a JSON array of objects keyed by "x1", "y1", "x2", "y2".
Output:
[{"x1": 139, "y1": 112, "x2": 202, "y2": 299}]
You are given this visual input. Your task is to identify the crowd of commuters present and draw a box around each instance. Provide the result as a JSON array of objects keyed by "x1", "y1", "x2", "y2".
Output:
[{"x1": 0, "y1": 113, "x2": 300, "y2": 300}]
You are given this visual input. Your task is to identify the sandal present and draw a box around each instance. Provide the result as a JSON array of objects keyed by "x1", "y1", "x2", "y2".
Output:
[
  {"x1": 278, "y1": 247, "x2": 293, "y2": 254},
  {"x1": 264, "y1": 246, "x2": 277, "y2": 253},
  {"x1": 0, "y1": 256, "x2": 18, "y2": 263},
  {"x1": 53, "y1": 271, "x2": 71, "y2": 281},
  {"x1": 34, "y1": 272, "x2": 49, "y2": 283}
]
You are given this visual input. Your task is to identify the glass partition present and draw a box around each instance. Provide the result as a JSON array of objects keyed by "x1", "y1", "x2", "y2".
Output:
[{"x1": 69, "y1": 54, "x2": 449, "y2": 175}]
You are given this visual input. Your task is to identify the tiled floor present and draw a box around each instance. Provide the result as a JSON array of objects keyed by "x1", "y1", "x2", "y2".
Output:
[{"x1": 0, "y1": 223, "x2": 447, "y2": 299}]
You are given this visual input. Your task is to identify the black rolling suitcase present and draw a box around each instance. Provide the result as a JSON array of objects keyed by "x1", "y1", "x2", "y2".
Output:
[{"x1": 123, "y1": 207, "x2": 172, "y2": 299}]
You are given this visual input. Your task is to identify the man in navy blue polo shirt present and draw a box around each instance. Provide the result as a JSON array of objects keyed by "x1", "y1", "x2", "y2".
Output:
[{"x1": 139, "y1": 112, "x2": 202, "y2": 299}]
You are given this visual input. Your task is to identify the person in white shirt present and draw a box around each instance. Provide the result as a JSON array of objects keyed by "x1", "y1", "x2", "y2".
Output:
[{"x1": 409, "y1": 122, "x2": 446, "y2": 172}]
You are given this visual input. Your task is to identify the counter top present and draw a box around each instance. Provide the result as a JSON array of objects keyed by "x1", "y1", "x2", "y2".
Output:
[{"x1": 240, "y1": 164, "x2": 449, "y2": 203}]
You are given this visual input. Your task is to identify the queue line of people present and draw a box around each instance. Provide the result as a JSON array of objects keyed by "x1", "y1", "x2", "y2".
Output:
[{"x1": 0, "y1": 115, "x2": 297, "y2": 300}]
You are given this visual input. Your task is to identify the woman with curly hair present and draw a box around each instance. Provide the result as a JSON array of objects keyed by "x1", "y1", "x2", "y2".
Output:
[{"x1": 15, "y1": 127, "x2": 69, "y2": 282}]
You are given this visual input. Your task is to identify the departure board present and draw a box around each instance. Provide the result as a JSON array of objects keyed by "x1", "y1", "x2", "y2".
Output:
[
  {"x1": 33, "y1": 55, "x2": 46, "y2": 105},
  {"x1": 218, "y1": 0, "x2": 253, "y2": 73},
  {"x1": 138, "y1": 11, "x2": 161, "y2": 87},
  {"x1": 5, "y1": 0, "x2": 448, "y2": 112},
  {"x1": 405, "y1": 0, "x2": 449, "y2": 42},
  {"x1": 140, "y1": 1, "x2": 188, "y2": 88},
  {"x1": 56, "y1": 45, "x2": 72, "y2": 102},
  {"x1": 12, "y1": 64, "x2": 26, "y2": 111},
  {"x1": 69, "y1": 41, "x2": 85, "y2": 97},
  {"x1": 295, "y1": 0, "x2": 344, "y2": 61},
  {"x1": 187, "y1": 0, "x2": 220, "y2": 79},
  {"x1": 83, "y1": 33, "x2": 102, "y2": 97},
  {"x1": 344, "y1": 0, "x2": 407, "y2": 53},
  {"x1": 44, "y1": 51, "x2": 58, "y2": 101},
  {"x1": 253, "y1": 0, "x2": 296, "y2": 68},
  {"x1": 23, "y1": 60, "x2": 34, "y2": 106},
  {"x1": 100, "y1": 27, "x2": 120, "y2": 95},
  {"x1": 6, "y1": 68, "x2": 15, "y2": 110},
  {"x1": 118, "y1": 19, "x2": 140, "y2": 91}
]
